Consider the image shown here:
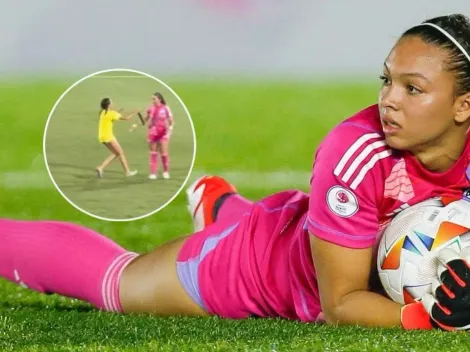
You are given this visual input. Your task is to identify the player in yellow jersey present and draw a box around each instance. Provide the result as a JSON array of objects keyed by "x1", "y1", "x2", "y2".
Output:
[{"x1": 96, "y1": 98, "x2": 139, "y2": 178}]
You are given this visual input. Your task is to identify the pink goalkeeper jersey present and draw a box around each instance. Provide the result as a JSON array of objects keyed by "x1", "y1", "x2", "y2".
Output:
[
  {"x1": 287, "y1": 103, "x2": 470, "y2": 320},
  {"x1": 147, "y1": 104, "x2": 173, "y2": 130},
  {"x1": 305, "y1": 104, "x2": 470, "y2": 247}
]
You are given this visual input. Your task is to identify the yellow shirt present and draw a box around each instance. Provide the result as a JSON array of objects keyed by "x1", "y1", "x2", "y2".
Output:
[{"x1": 98, "y1": 110, "x2": 121, "y2": 143}]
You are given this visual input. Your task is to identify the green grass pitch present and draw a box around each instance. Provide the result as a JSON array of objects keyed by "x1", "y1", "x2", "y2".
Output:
[
  {"x1": 1, "y1": 78, "x2": 469, "y2": 351},
  {"x1": 44, "y1": 72, "x2": 195, "y2": 220}
]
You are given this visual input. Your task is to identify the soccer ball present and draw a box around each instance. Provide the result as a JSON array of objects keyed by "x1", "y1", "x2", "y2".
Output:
[{"x1": 377, "y1": 197, "x2": 470, "y2": 304}]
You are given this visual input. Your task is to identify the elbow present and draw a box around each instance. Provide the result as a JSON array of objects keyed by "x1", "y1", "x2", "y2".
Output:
[
  {"x1": 321, "y1": 301, "x2": 352, "y2": 326},
  {"x1": 322, "y1": 308, "x2": 341, "y2": 326},
  {"x1": 321, "y1": 290, "x2": 369, "y2": 326},
  {"x1": 319, "y1": 299, "x2": 338, "y2": 324}
]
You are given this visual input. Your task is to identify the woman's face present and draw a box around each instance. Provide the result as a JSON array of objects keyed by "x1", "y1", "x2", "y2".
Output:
[
  {"x1": 152, "y1": 95, "x2": 161, "y2": 105},
  {"x1": 378, "y1": 35, "x2": 460, "y2": 152}
]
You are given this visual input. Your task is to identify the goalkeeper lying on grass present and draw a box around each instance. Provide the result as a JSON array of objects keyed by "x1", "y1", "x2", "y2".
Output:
[{"x1": 2, "y1": 13, "x2": 470, "y2": 331}]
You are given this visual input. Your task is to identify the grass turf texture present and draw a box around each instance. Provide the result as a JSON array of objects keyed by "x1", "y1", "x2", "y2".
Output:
[
  {"x1": 2, "y1": 79, "x2": 470, "y2": 351},
  {"x1": 44, "y1": 73, "x2": 195, "y2": 220}
]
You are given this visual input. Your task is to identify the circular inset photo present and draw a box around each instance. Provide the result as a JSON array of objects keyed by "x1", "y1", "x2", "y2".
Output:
[{"x1": 43, "y1": 68, "x2": 196, "y2": 221}]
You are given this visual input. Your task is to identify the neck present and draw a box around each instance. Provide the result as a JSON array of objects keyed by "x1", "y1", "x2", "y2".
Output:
[{"x1": 411, "y1": 130, "x2": 467, "y2": 172}]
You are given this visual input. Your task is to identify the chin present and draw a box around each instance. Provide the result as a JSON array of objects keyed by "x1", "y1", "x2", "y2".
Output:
[{"x1": 384, "y1": 135, "x2": 409, "y2": 151}]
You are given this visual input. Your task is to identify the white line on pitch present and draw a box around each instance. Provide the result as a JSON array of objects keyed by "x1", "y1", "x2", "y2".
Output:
[
  {"x1": 2, "y1": 170, "x2": 311, "y2": 190},
  {"x1": 90, "y1": 76, "x2": 147, "y2": 78}
]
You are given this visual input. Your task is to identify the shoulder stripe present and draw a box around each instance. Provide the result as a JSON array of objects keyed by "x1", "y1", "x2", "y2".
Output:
[
  {"x1": 333, "y1": 133, "x2": 381, "y2": 176},
  {"x1": 341, "y1": 140, "x2": 387, "y2": 183},
  {"x1": 350, "y1": 149, "x2": 392, "y2": 190}
]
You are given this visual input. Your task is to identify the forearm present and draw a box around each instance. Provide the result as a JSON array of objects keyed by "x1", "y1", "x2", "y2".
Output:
[
  {"x1": 121, "y1": 113, "x2": 136, "y2": 121},
  {"x1": 310, "y1": 236, "x2": 431, "y2": 329},
  {"x1": 329, "y1": 289, "x2": 402, "y2": 328}
]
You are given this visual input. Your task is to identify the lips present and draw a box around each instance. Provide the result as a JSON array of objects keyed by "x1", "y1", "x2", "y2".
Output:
[{"x1": 381, "y1": 117, "x2": 401, "y2": 134}]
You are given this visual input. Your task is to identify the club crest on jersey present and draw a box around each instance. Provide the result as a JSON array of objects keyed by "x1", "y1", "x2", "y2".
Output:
[
  {"x1": 327, "y1": 186, "x2": 359, "y2": 217},
  {"x1": 336, "y1": 191, "x2": 349, "y2": 204}
]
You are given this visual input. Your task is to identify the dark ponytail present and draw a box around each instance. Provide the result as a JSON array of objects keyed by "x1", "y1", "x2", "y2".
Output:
[
  {"x1": 100, "y1": 97, "x2": 111, "y2": 117},
  {"x1": 153, "y1": 92, "x2": 166, "y2": 105}
]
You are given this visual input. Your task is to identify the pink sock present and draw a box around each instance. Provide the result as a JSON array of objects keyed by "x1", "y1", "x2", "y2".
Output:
[
  {"x1": 0, "y1": 219, "x2": 138, "y2": 312},
  {"x1": 161, "y1": 154, "x2": 169, "y2": 173},
  {"x1": 216, "y1": 194, "x2": 253, "y2": 223},
  {"x1": 150, "y1": 152, "x2": 158, "y2": 174}
]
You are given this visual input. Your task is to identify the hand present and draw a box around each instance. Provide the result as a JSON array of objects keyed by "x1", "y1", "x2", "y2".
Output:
[
  {"x1": 401, "y1": 301, "x2": 433, "y2": 330},
  {"x1": 421, "y1": 247, "x2": 470, "y2": 331}
]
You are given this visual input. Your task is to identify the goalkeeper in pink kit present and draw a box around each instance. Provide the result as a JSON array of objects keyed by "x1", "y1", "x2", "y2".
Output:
[
  {"x1": 143, "y1": 92, "x2": 174, "y2": 180},
  {"x1": 2, "y1": 14, "x2": 470, "y2": 331}
]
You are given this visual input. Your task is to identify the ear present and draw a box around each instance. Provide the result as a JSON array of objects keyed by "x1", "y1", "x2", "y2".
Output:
[{"x1": 455, "y1": 92, "x2": 470, "y2": 124}]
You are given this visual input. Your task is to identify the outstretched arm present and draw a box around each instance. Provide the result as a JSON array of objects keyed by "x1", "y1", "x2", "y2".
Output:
[{"x1": 119, "y1": 110, "x2": 140, "y2": 121}]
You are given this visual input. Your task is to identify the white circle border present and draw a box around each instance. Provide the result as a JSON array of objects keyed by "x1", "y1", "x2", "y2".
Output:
[{"x1": 42, "y1": 68, "x2": 197, "y2": 222}]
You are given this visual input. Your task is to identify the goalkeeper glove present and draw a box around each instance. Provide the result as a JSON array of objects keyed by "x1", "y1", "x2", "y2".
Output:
[{"x1": 421, "y1": 247, "x2": 470, "y2": 331}]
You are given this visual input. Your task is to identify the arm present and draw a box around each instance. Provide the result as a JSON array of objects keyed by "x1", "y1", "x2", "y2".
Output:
[
  {"x1": 310, "y1": 234, "x2": 401, "y2": 327},
  {"x1": 167, "y1": 106, "x2": 174, "y2": 130},
  {"x1": 308, "y1": 124, "x2": 432, "y2": 329},
  {"x1": 119, "y1": 110, "x2": 139, "y2": 121},
  {"x1": 144, "y1": 108, "x2": 152, "y2": 125},
  {"x1": 130, "y1": 110, "x2": 151, "y2": 132}
]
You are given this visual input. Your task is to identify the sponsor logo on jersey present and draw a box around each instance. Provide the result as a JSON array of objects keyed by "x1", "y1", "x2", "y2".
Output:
[{"x1": 384, "y1": 158, "x2": 415, "y2": 202}]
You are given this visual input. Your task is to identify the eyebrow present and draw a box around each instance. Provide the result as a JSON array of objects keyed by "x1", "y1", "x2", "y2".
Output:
[{"x1": 383, "y1": 63, "x2": 430, "y2": 82}]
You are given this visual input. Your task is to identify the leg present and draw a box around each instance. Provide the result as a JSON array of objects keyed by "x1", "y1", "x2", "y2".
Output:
[
  {"x1": 0, "y1": 219, "x2": 134, "y2": 311},
  {"x1": 0, "y1": 219, "x2": 207, "y2": 316},
  {"x1": 99, "y1": 153, "x2": 117, "y2": 169},
  {"x1": 159, "y1": 140, "x2": 170, "y2": 179},
  {"x1": 109, "y1": 139, "x2": 136, "y2": 176},
  {"x1": 120, "y1": 235, "x2": 208, "y2": 316},
  {"x1": 148, "y1": 142, "x2": 158, "y2": 179},
  {"x1": 96, "y1": 142, "x2": 119, "y2": 176},
  {"x1": 186, "y1": 175, "x2": 254, "y2": 232}
]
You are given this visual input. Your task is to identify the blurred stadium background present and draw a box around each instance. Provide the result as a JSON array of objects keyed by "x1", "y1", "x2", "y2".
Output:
[
  {"x1": 1, "y1": 0, "x2": 468, "y2": 78},
  {"x1": 0, "y1": 1, "x2": 469, "y2": 351}
]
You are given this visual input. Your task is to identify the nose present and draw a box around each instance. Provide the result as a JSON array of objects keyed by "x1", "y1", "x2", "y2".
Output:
[{"x1": 379, "y1": 84, "x2": 400, "y2": 112}]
